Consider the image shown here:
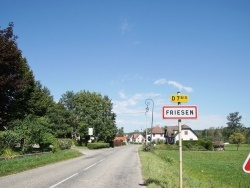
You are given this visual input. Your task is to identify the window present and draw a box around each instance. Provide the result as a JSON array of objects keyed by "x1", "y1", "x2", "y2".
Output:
[
  {"x1": 184, "y1": 131, "x2": 188, "y2": 135},
  {"x1": 153, "y1": 134, "x2": 155, "y2": 137}
]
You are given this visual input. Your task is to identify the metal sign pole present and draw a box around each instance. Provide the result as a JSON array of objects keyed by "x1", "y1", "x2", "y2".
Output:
[{"x1": 177, "y1": 91, "x2": 183, "y2": 188}]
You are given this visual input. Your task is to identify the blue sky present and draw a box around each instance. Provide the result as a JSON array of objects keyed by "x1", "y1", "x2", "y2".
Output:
[{"x1": 1, "y1": 0, "x2": 250, "y2": 133}]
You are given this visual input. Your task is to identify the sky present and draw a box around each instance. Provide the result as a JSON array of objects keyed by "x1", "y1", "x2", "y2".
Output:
[{"x1": 1, "y1": 0, "x2": 250, "y2": 133}]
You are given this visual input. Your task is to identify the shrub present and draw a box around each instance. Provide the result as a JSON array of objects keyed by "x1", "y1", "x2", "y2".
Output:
[
  {"x1": 57, "y1": 139, "x2": 73, "y2": 150},
  {"x1": 39, "y1": 133, "x2": 55, "y2": 151},
  {"x1": 176, "y1": 140, "x2": 213, "y2": 151},
  {"x1": 87, "y1": 143, "x2": 109, "y2": 149},
  {"x1": 2, "y1": 148, "x2": 18, "y2": 159},
  {"x1": 1, "y1": 130, "x2": 19, "y2": 149}
]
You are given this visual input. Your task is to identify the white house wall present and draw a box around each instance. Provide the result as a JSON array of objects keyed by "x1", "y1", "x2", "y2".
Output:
[
  {"x1": 175, "y1": 130, "x2": 198, "y2": 141},
  {"x1": 147, "y1": 134, "x2": 165, "y2": 141}
]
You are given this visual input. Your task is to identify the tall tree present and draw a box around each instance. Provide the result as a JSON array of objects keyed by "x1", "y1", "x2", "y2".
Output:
[
  {"x1": 46, "y1": 102, "x2": 72, "y2": 138},
  {"x1": 73, "y1": 91, "x2": 117, "y2": 143},
  {"x1": 27, "y1": 81, "x2": 54, "y2": 117},
  {"x1": 0, "y1": 22, "x2": 35, "y2": 129},
  {"x1": 117, "y1": 127, "x2": 124, "y2": 136},
  {"x1": 59, "y1": 91, "x2": 75, "y2": 111},
  {"x1": 224, "y1": 112, "x2": 243, "y2": 138}
]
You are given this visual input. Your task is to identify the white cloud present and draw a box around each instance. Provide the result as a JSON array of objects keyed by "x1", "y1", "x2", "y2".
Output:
[
  {"x1": 168, "y1": 81, "x2": 193, "y2": 93},
  {"x1": 119, "y1": 91, "x2": 127, "y2": 99},
  {"x1": 154, "y1": 78, "x2": 167, "y2": 85},
  {"x1": 113, "y1": 92, "x2": 161, "y2": 116},
  {"x1": 154, "y1": 79, "x2": 193, "y2": 92}
]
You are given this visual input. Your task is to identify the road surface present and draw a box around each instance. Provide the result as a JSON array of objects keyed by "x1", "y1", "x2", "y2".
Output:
[{"x1": 0, "y1": 145, "x2": 145, "y2": 188}]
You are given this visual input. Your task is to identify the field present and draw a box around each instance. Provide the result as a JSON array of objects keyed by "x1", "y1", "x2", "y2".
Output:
[{"x1": 139, "y1": 144, "x2": 250, "y2": 188}]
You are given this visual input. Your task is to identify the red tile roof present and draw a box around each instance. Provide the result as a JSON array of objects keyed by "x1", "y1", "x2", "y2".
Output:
[
  {"x1": 114, "y1": 136, "x2": 126, "y2": 141},
  {"x1": 150, "y1": 125, "x2": 165, "y2": 134}
]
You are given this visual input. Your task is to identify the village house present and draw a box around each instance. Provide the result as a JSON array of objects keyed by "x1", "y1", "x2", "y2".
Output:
[
  {"x1": 126, "y1": 133, "x2": 145, "y2": 143},
  {"x1": 165, "y1": 124, "x2": 199, "y2": 144},
  {"x1": 147, "y1": 125, "x2": 165, "y2": 142}
]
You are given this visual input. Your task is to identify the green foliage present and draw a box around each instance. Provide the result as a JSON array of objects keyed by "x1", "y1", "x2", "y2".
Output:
[
  {"x1": 224, "y1": 112, "x2": 244, "y2": 138},
  {"x1": 1, "y1": 130, "x2": 19, "y2": 148},
  {"x1": 87, "y1": 142, "x2": 109, "y2": 149},
  {"x1": 1, "y1": 148, "x2": 18, "y2": 159},
  {"x1": 229, "y1": 132, "x2": 246, "y2": 151},
  {"x1": 57, "y1": 139, "x2": 73, "y2": 150},
  {"x1": 39, "y1": 133, "x2": 55, "y2": 151},
  {"x1": 176, "y1": 140, "x2": 213, "y2": 151},
  {"x1": 71, "y1": 90, "x2": 117, "y2": 143}
]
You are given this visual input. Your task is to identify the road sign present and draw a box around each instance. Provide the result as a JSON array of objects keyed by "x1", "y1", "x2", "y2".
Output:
[
  {"x1": 162, "y1": 106, "x2": 198, "y2": 119},
  {"x1": 243, "y1": 153, "x2": 250, "y2": 173},
  {"x1": 88, "y1": 128, "x2": 93, "y2": 135},
  {"x1": 170, "y1": 94, "x2": 189, "y2": 103}
]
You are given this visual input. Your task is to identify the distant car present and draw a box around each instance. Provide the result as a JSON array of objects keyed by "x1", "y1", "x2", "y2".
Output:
[{"x1": 224, "y1": 142, "x2": 229, "y2": 145}]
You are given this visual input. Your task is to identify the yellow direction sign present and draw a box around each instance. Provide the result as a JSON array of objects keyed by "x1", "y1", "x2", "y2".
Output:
[{"x1": 170, "y1": 94, "x2": 189, "y2": 103}]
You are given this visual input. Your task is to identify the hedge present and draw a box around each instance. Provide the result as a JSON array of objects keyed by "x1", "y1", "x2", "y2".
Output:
[
  {"x1": 87, "y1": 143, "x2": 110, "y2": 150},
  {"x1": 176, "y1": 140, "x2": 213, "y2": 151}
]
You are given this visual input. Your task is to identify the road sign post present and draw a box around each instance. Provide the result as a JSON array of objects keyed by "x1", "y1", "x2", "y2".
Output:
[
  {"x1": 162, "y1": 92, "x2": 198, "y2": 188},
  {"x1": 177, "y1": 92, "x2": 183, "y2": 188}
]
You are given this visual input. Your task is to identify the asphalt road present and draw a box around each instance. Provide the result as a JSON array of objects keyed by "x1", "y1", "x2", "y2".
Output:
[{"x1": 0, "y1": 145, "x2": 145, "y2": 188}]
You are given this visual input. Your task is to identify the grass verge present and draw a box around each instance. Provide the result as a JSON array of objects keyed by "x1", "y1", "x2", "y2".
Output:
[
  {"x1": 0, "y1": 149, "x2": 83, "y2": 177},
  {"x1": 139, "y1": 144, "x2": 250, "y2": 188}
]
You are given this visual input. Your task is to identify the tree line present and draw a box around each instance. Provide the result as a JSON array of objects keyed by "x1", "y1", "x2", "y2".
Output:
[
  {"x1": 0, "y1": 23, "x2": 117, "y2": 153},
  {"x1": 195, "y1": 112, "x2": 250, "y2": 145}
]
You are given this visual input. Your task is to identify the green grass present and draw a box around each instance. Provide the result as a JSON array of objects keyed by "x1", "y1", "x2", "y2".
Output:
[
  {"x1": 139, "y1": 144, "x2": 250, "y2": 188},
  {"x1": 0, "y1": 149, "x2": 83, "y2": 177}
]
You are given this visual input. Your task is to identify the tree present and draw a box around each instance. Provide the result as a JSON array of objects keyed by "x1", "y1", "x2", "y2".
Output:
[
  {"x1": 224, "y1": 112, "x2": 243, "y2": 138},
  {"x1": 46, "y1": 102, "x2": 72, "y2": 138},
  {"x1": 0, "y1": 23, "x2": 35, "y2": 129},
  {"x1": 27, "y1": 81, "x2": 54, "y2": 117},
  {"x1": 73, "y1": 91, "x2": 117, "y2": 143},
  {"x1": 229, "y1": 132, "x2": 246, "y2": 151},
  {"x1": 117, "y1": 127, "x2": 124, "y2": 136},
  {"x1": 59, "y1": 91, "x2": 75, "y2": 111}
]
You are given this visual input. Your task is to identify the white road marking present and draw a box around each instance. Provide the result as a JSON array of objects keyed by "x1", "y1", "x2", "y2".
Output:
[
  {"x1": 49, "y1": 157, "x2": 108, "y2": 187},
  {"x1": 49, "y1": 173, "x2": 78, "y2": 188}
]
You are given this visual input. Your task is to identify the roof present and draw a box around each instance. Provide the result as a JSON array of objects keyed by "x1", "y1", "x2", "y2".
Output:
[
  {"x1": 165, "y1": 124, "x2": 199, "y2": 138},
  {"x1": 114, "y1": 136, "x2": 126, "y2": 141},
  {"x1": 149, "y1": 125, "x2": 165, "y2": 134},
  {"x1": 212, "y1": 141, "x2": 225, "y2": 146}
]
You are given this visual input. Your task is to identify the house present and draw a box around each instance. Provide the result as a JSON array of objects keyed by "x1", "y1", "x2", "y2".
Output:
[
  {"x1": 165, "y1": 124, "x2": 199, "y2": 144},
  {"x1": 147, "y1": 125, "x2": 165, "y2": 142},
  {"x1": 132, "y1": 133, "x2": 145, "y2": 143},
  {"x1": 212, "y1": 141, "x2": 224, "y2": 151},
  {"x1": 126, "y1": 133, "x2": 145, "y2": 143},
  {"x1": 113, "y1": 136, "x2": 127, "y2": 146}
]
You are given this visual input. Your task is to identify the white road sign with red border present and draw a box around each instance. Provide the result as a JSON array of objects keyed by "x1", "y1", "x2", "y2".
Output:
[{"x1": 162, "y1": 106, "x2": 198, "y2": 119}]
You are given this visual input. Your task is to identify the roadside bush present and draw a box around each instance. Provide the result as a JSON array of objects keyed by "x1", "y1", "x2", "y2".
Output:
[
  {"x1": 1, "y1": 148, "x2": 18, "y2": 159},
  {"x1": 176, "y1": 140, "x2": 213, "y2": 151},
  {"x1": 1, "y1": 130, "x2": 19, "y2": 149},
  {"x1": 87, "y1": 142, "x2": 109, "y2": 149},
  {"x1": 39, "y1": 133, "x2": 55, "y2": 151},
  {"x1": 57, "y1": 139, "x2": 73, "y2": 150}
]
